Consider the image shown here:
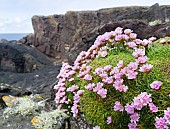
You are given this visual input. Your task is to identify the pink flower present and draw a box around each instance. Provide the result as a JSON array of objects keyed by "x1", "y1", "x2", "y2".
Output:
[
  {"x1": 85, "y1": 83, "x2": 95, "y2": 91},
  {"x1": 115, "y1": 27, "x2": 123, "y2": 34},
  {"x1": 160, "y1": 39, "x2": 166, "y2": 44},
  {"x1": 129, "y1": 33, "x2": 137, "y2": 39},
  {"x1": 126, "y1": 70, "x2": 138, "y2": 79},
  {"x1": 132, "y1": 49, "x2": 145, "y2": 58},
  {"x1": 125, "y1": 104, "x2": 134, "y2": 114},
  {"x1": 113, "y1": 79, "x2": 128, "y2": 92},
  {"x1": 114, "y1": 101, "x2": 124, "y2": 112},
  {"x1": 93, "y1": 126, "x2": 100, "y2": 129},
  {"x1": 124, "y1": 29, "x2": 133, "y2": 34},
  {"x1": 127, "y1": 42, "x2": 137, "y2": 49},
  {"x1": 107, "y1": 116, "x2": 112, "y2": 124},
  {"x1": 149, "y1": 103, "x2": 158, "y2": 113},
  {"x1": 132, "y1": 98, "x2": 143, "y2": 110},
  {"x1": 164, "y1": 107, "x2": 170, "y2": 123},
  {"x1": 110, "y1": 67, "x2": 120, "y2": 75},
  {"x1": 150, "y1": 81, "x2": 162, "y2": 90},
  {"x1": 104, "y1": 65, "x2": 112, "y2": 72},
  {"x1": 136, "y1": 56, "x2": 148, "y2": 64},
  {"x1": 115, "y1": 34, "x2": 123, "y2": 41},
  {"x1": 93, "y1": 82, "x2": 103, "y2": 92},
  {"x1": 138, "y1": 92, "x2": 152, "y2": 106},
  {"x1": 139, "y1": 64, "x2": 153, "y2": 73},
  {"x1": 97, "y1": 88, "x2": 107, "y2": 98},
  {"x1": 95, "y1": 67, "x2": 103, "y2": 75},
  {"x1": 67, "y1": 85, "x2": 78, "y2": 92},
  {"x1": 103, "y1": 77, "x2": 114, "y2": 84},
  {"x1": 117, "y1": 60, "x2": 124, "y2": 68},
  {"x1": 130, "y1": 113, "x2": 140, "y2": 122},
  {"x1": 84, "y1": 74, "x2": 92, "y2": 81},
  {"x1": 77, "y1": 90, "x2": 84, "y2": 96},
  {"x1": 142, "y1": 39, "x2": 151, "y2": 46},
  {"x1": 128, "y1": 62, "x2": 139, "y2": 71},
  {"x1": 98, "y1": 50, "x2": 107, "y2": 57},
  {"x1": 128, "y1": 122, "x2": 138, "y2": 129},
  {"x1": 149, "y1": 37, "x2": 156, "y2": 42},
  {"x1": 155, "y1": 117, "x2": 168, "y2": 129}
]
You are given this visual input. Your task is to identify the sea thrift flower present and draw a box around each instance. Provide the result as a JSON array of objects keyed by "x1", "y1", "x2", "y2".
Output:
[
  {"x1": 107, "y1": 116, "x2": 112, "y2": 124},
  {"x1": 136, "y1": 56, "x2": 148, "y2": 64},
  {"x1": 93, "y1": 82, "x2": 103, "y2": 92},
  {"x1": 104, "y1": 65, "x2": 112, "y2": 72},
  {"x1": 114, "y1": 101, "x2": 124, "y2": 112},
  {"x1": 117, "y1": 60, "x2": 124, "y2": 68},
  {"x1": 114, "y1": 79, "x2": 128, "y2": 92},
  {"x1": 93, "y1": 126, "x2": 100, "y2": 129},
  {"x1": 124, "y1": 29, "x2": 133, "y2": 34},
  {"x1": 85, "y1": 83, "x2": 95, "y2": 91},
  {"x1": 115, "y1": 27, "x2": 123, "y2": 34},
  {"x1": 97, "y1": 88, "x2": 107, "y2": 98},
  {"x1": 103, "y1": 76, "x2": 113, "y2": 84},
  {"x1": 164, "y1": 107, "x2": 170, "y2": 123},
  {"x1": 160, "y1": 39, "x2": 166, "y2": 44},
  {"x1": 84, "y1": 74, "x2": 92, "y2": 81},
  {"x1": 150, "y1": 81, "x2": 162, "y2": 90},
  {"x1": 130, "y1": 113, "x2": 140, "y2": 122},
  {"x1": 142, "y1": 39, "x2": 151, "y2": 46},
  {"x1": 132, "y1": 49, "x2": 145, "y2": 58},
  {"x1": 125, "y1": 104, "x2": 134, "y2": 114},
  {"x1": 126, "y1": 70, "x2": 138, "y2": 79},
  {"x1": 129, "y1": 33, "x2": 137, "y2": 39},
  {"x1": 128, "y1": 62, "x2": 139, "y2": 71},
  {"x1": 155, "y1": 117, "x2": 168, "y2": 129},
  {"x1": 77, "y1": 90, "x2": 84, "y2": 96},
  {"x1": 128, "y1": 122, "x2": 138, "y2": 129},
  {"x1": 149, "y1": 103, "x2": 158, "y2": 113},
  {"x1": 127, "y1": 42, "x2": 137, "y2": 49},
  {"x1": 139, "y1": 64, "x2": 153, "y2": 73},
  {"x1": 67, "y1": 85, "x2": 78, "y2": 92}
]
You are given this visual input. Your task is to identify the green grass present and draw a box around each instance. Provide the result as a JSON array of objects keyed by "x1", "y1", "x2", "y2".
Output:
[{"x1": 66, "y1": 40, "x2": 170, "y2": 129}]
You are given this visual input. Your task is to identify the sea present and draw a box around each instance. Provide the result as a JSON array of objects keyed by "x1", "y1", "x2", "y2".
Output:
[{"x1": 0, "y1": 33, "x2": 29, "y2": 41}]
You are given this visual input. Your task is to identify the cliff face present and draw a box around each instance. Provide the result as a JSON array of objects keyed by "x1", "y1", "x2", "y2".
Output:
[{"x1": 20, "y1": 3, "x2": 170, "y2": 63}]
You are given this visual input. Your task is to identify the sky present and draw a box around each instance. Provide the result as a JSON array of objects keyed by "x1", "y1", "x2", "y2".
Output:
[{"x1": 0, "y1": 0, "x2": 170, "y2": 33}]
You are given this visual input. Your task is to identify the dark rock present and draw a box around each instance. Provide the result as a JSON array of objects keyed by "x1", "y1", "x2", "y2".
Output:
[
  {"x1": 0, "y1": 39, "x2": 9, "y2": 43},
  {"x1": 0, "y1": 43, "x2": 53, "y2": 73},
  {"x1": 19, "y1": 4, "x2": 170, "y2": 64}
]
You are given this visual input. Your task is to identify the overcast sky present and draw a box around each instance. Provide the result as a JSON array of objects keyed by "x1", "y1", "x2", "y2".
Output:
[{"x1": 0, "y1": 0, "x2": 170, "y2": 33}]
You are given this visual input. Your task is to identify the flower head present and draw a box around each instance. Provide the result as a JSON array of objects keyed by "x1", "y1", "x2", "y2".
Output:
[
  {"x1": 107, "y1": 116, "x2": 112, "y2": 124},
  {"x1": 150, "y1": 81, "x2": 162, "y2": 90},
  {"x1": 114, "y1": 101, "x2": 124, "y2": 112}
]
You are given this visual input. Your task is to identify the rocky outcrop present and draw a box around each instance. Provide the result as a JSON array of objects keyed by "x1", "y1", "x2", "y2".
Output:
[
  {"x1": 20, "y1": 3, "x2": 170, "y2": 64},
  {"x1": 0, "y1": 43, "x2": 53, "y2": 73}
]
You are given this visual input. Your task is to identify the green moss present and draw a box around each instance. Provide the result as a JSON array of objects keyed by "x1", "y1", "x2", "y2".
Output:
[{"x1": 66, "y1": 40, "x2": 170, "y2": 129}]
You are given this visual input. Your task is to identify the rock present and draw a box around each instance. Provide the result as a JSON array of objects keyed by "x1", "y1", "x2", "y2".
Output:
[
  {"x1": 0, "y1": 38, "x2": 9, "y2": 43},
  {"x1": 0, "y1": 43, "x2": 53, "y2": 73},
  {"x1": 19, "y1": 3, "x2": 170, "y2": 64}
]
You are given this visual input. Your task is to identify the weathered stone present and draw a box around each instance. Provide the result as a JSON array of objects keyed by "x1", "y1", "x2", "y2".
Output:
[
  {"x1": 19, "y1": 3, "x2": 170, "y2": 64},
  {"x1": 0, "y1": 43, "x2": 52, "y2": 73}
]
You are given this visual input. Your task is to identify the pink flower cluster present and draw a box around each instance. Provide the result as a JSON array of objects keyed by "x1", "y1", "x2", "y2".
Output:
[
  {"x1": 85, "y1": 82, "x2": 107, "y2": 98},
  {"x1": 155, "y1": 107, "x2": 170, "y2": 129},
  {"x1": 71, "y1": 90, "x2": 84, "y2": 117},
  {"x1": 125, "y1": 92, "x2": 158, "y2": 129},
  {"x1": 54, "y1": 27, "x2": 159, "y2": 128}
]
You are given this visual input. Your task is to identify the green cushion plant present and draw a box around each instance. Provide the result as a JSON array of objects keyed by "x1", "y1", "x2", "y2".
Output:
[{"x1": 54, "y1": 27, "x2": 170, "y2": 129}]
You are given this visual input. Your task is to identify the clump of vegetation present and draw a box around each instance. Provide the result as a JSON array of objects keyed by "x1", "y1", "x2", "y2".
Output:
[
  {"x1": 2, "y1": 95, "x2": 68, "y2": 129},
  {"x1": 31, "y1": 109, "x2": 68, "y2": 129},
  {"x1": 3, "y1": 96, "x2": 43, "y2": 116},
  {"x1": 149, "y1": 19, "x2": 162, "y2": 26},
  {"x1": 54, "y1": 27, "x2": 170, "y2": 129}
]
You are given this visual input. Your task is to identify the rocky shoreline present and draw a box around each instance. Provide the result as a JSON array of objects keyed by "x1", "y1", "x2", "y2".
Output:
[{"x1": 0, "y1": 3, "x2": 170, "y2": 129}]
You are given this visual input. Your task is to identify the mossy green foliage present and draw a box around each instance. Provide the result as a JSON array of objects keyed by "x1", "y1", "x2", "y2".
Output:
[{"x1": 66, "y1": 39, "x2": 170, "y2": 129}]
